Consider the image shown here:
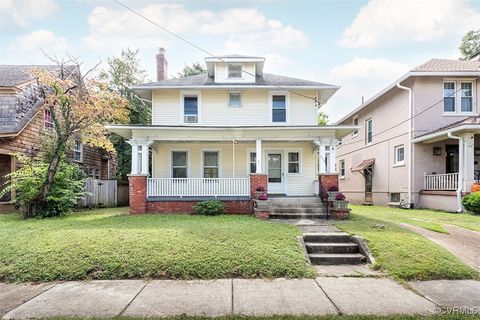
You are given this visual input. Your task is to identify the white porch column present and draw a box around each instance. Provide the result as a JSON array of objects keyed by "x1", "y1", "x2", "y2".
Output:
[
  {"x1": 139, "y1": 139, "x2": 154, "y2": 176},
  {"x1": 127, "y1": 140, "x2": 138, "y2": 175},
  {"x1": 319, "y1": 145, "x2": 326, "y2": 174},
  {"x1": 461, "y1": 133, "x2": 475, "y2": 190},
  {"x1": 329, "y1": 145, "x2": 336, "y2": 173},
  {"x1": 256, "y1": 139, "x2": 262, "y2": 173}
]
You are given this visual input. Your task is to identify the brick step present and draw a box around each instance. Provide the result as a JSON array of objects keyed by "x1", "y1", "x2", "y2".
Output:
[
  {"x1": 305, "y1": 242, "x2": 359, "y2": 254},
  {"x1": 268, "y1": 197, "x2": 322, "y2": 204},
  {"x1": 308, "y1": 253, "x2": 366, "y2": 265},
  {"x1": 303, "y1": 232, "x2": 352, "y2": 243},
  {"x1": 270, "y1": 207, "x2": 328, "y2": 214},
  {"x1": 268, "y1": 213, "x2": 327, "y2": 220}
]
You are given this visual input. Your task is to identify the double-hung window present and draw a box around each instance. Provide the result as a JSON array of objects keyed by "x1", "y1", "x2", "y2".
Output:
[
  {"x1": 394, "y1": 145, "x2": 405, "y2": 166},
  {"x1": 461, "y1": 82, "x2": 473, "y2": 112},
  {"x1": 288, "y1": 152, "x2": 300, "y2": 174},
  {"x1": 365, "y1": 119, "x2": 373, "y2": 144},
  {"x1": 74, "y1": 140, "x2": 83, "y2": 162},
  {"x1": 172, "y1": 151, "x2": 188, "y2": 178},
  {"x1": 44, "y1": 109, "x2": 54, "y2": 129},
  {"x1": 203, "y1": 151, "x2": 219, "y2": 178},
  {"x1": 339, "y1": 160, "x2": 345, "y2": 178},
  {"x1": 443, "y1": 81, "x2": 456, "y2": 112},
  {"x1": 249, "y1": 152, "x2": 256, "y2": 174},
  {"x1": 183, "y1": 95, "x2": 198, "y2": 123},
  {"x1": 228, "y1": 64, "x2": 242, "y2": 79},
  {"x1": 352, "y1": 116, "x2": 359, "y2": 137},
  {"x1": 272, "y1": 95, "x2": 286, "y2": 123},
  {"x1": 229, "y1": 93, "x2": 241, "y2": 108}
]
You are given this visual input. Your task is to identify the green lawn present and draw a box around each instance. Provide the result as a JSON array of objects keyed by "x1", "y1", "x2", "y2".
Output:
[
  {"x1": 0, "y1": 208, "x2": 315, "y2": 282},
  {"x1": 335, "y1": 206, "x2": 480, "y2": 282}
]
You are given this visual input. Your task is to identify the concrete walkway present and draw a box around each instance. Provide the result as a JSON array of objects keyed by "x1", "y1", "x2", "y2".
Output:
[
  {"x1": 402, "y1": 223, "x2": 480, "y2": 270},
  {"x1": 2, "y1": 278, "x2": 479, "y2": 318}
]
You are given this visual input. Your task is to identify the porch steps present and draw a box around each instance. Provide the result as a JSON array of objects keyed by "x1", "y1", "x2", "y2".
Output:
[
  {"x1": 303, "y1": 232, "x2": 366, "y2": 265},
  {"x1": 268, "y1": 197, "x2": 327, "y2": 220}
]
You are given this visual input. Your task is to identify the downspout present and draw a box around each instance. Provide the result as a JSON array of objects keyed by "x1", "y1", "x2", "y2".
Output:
[
  {"x1": 396, "y1": 83, "x2": 413, "y2": 208},
  {"x1": 448, "y1": 132, "x2": 464, "y2": 213}
]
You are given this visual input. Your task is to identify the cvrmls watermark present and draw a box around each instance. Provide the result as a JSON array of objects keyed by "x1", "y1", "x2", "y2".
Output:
[{"x1": 435, "y1": 306, "x2": 479, "y2": 315}]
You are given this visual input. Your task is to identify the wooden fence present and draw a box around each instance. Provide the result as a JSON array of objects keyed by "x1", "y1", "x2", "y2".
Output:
[{"x1": 78, "y1": 179, "x2": 121, "y2": 208}]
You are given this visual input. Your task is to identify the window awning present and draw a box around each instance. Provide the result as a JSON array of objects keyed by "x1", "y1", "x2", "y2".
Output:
[{"x1": 351, "y1": 158, "x2": 375, "y2": 172}]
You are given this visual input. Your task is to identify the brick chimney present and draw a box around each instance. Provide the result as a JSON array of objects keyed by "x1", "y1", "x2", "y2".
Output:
[{"x1": 156, "y1": 48, "x2": 168, "y2": 81}]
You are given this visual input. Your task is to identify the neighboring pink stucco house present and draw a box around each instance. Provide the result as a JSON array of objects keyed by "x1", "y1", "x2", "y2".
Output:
[{"x1": 336, "y1": 55, "x2": 480, "y2": 212}]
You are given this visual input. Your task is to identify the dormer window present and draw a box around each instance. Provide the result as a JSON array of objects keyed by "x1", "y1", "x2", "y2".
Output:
[{"x1": 228, "y1": 64, "x2": 242, "y2": 79}]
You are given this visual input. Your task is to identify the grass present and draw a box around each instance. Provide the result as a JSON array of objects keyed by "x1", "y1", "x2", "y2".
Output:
[
  {"x1": 349, "y1": 205, "x2": 480, "y2": 233},
  {"x1": 0, "y1": 208, "x2": 315, "y2": 282},
  {"x1": 335, "y1": 207, "x2": 480, "y2": 282}
]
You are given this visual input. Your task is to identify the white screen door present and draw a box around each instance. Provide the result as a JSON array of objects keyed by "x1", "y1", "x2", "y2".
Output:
[{"x1": 268, "y1": 153, "x2": 284, "y2": 193}]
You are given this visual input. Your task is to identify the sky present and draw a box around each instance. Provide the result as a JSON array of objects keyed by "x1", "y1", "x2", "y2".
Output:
[{"x1": 1, "y1": 0, "x2": 480, "y2": 122}]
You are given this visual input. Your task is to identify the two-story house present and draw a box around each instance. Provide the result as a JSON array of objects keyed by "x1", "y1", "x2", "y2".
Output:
[
  {"x1": 108, "y1": 50, "x2": 357, "y2": 214},
  {"x1": 336, "y1": 57, "x2": 480, "y2": 212},
  {"x1": 0, "y1": 65, "x2": 116, "y2": 210}
]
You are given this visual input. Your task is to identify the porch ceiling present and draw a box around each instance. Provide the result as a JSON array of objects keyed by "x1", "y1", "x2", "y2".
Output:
[
  {"x1": 106, "y1": 125, "x2": 358, "y2": 141},
  {"x1": 413, "y1": 124, "x2": 480, "y2": 144}
]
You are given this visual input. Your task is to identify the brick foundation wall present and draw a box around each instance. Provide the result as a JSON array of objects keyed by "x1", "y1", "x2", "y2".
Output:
[
  {"x1": 147, "y1": 200, "x2": 252, "y2": 214},
  {"x1": 250, "y1": 173, "x2": 268, "y2": 198},
  {"x1": 128, "y1": 175, "x2": 147, "y2": 214},
  {"x1": 319, "y1": 174, "x2": 339, "y2": 192}
]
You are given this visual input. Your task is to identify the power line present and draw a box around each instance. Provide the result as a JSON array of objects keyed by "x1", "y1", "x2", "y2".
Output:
[
  {"x1": 112, "y1": 0, "x2": 325, "y2": 106},
  {"x1": 338, "y1": 77, "x2": 480, "y2": 149}
]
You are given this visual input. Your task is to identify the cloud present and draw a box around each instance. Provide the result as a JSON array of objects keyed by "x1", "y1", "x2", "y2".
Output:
[
  {"x1": 6, "y1": 29, "x2": 70, "y2": 63},
  {"x1": 0, "y1": 0, "x2": 59, "y2": 27},
  {"x1": 321, "y1": 58, "x2": 410, "y2": 122},
  {"x1": 339, "y1": 0, "x2": 480, "y2": 48}
]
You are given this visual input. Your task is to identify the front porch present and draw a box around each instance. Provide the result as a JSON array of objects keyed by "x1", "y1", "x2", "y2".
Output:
[{"x1": 107, "y1": 125, "x2": 353, "y2": 214}]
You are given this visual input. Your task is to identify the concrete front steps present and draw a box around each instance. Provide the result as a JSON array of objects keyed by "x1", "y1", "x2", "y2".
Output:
[
  {"x1": 304, "y1": 232, "x2": 366, "y2": 265},
  {"x1": 268, "y1": 197, "x2": 327, "y2": 220}
]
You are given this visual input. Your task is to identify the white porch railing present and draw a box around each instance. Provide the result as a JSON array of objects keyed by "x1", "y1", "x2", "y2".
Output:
[
  {"x1": 424, "y1": 173, "x2": 459, "y2": 190},
  {"x1": 147, "y1": 178, "x2": 250, "y2": 197}
]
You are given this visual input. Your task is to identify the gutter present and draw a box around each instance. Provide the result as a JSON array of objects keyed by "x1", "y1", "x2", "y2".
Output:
[
  {"x1": 396, "y1": 82, "x2": 414, "y2": 208},
  {"x1": 412, "y1": 124, "x2": 480, "y2": 143},
  {"x1": 447, "y1": 132, "x2": 464, "y2": 213}
]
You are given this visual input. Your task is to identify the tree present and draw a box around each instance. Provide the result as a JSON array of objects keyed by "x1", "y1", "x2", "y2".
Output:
[
  {"x1": 317, "y1": 110, "x2": 329, "y2": 125},
  {"x1": 177, "y1": 62, "x2": 207, "y2": 78},
  {"x1": 459, "y1": 29, "x2": 480, "y2": 60},
  {"x1": 24, "y1": 58, "x2": 128, "y2": 217},
  {"x1": 100, "y1": 49, "x2": 150, "y2": 180}
]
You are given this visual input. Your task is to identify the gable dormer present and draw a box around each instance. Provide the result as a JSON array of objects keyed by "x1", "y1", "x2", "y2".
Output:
[{"x1": 205, "y1": 55, "x2": 265, "y2": 83}]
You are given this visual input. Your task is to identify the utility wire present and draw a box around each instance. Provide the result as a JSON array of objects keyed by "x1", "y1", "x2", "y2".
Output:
[
  {"x1": 338, "y1": 77, "x2": 480, "y2": 148},
  {"x1": 112, "y1": 0, "x2": 325, "y2": 106}
]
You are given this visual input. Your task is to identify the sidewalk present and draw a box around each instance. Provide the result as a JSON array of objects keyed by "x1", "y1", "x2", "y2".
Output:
[{"x1": 2, "y1": 278, "x2": 479, "y2": 318}]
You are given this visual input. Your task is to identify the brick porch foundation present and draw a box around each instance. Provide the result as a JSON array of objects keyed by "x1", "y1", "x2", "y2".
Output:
[
  {"x1": 147, "y1": 200, "x2": 252, "y2": 214},
  {"x1": 319, "y1": 173, "x2": 339, "y2": 192}
]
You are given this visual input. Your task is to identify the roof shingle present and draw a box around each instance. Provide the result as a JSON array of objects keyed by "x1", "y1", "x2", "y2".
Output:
[{"x1": 412, "y1": 58, "x2": 480, "y2": 72}]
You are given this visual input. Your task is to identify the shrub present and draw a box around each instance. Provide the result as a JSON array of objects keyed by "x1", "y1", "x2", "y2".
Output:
[
  {"x1": 0, "y1": 155, "x2": 86, "y2": 218},
  {"x1": 258, "y1": 193, "x2": 268, "y2": 200},
  {"x1": 328, "y1": 185, "x2": 339, "y2": 192},
  {"x1": 335, "y1": 192, "x2": 346, "y2": 201},
  {"x1": 195, "y1": 200, "x2": 225, "y2": 216},
  {"x1": 462, "y1": 192, "x2": 480, "y2": 215}
]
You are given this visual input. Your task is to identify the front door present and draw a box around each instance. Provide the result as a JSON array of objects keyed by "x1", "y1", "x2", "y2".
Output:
[
  {"x1": 0, "y1": 154, "x2": 12, "y2": 202},
  {"x1": 446, "y1": 144, "x2": 459, "y2": 174},
  {"x1": 364, "y1": 166, "x2": 373, "y2": 204},
  {"x1": 267, "y1": 152, "x2": 284, "y2": 194}
]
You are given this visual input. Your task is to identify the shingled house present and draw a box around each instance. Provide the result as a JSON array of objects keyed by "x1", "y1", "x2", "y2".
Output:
[{"x1": 0, "y1": 65, "x2": 116, "y2": 207}]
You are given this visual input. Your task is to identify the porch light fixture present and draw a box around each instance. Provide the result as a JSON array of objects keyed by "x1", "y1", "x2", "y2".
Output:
[{"x1": 433, "y1": 146, "x2": 442, "y2": 156}]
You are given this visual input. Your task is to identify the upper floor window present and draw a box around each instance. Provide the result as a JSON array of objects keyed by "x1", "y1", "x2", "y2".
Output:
[
  {"x1": 203, "y1": 151, "x2": 219, "y2": 178},
  {"x1": 352, "y1": 116, "x2": 359, "y2": 137},
  {"x1": 339, "y1": 160, "x2": 345, "y2": 178},
  {"x1": 73, "y1": 140, "x2": 83, "y2": 162},
  {"x1": 249, "y1": 152, "x2": 256, "y2": 174},
  {"x1": 394, "y1": 145, "x2": 405, "y2": 166},
  {"x1": 172, "y1": 151, "x2": 188, "y2": 178},
  {"x1": 183, "y1": 95, "x2": 198, "y2": 123},
  {"x1": 229, "y1": 93, "x2": 241, "y2": 108},
  {"x1": 228, "y1": 64, "x2": 242, "y2": 79},
  {"x1": 461, "y1": 82, "x2": 473, "y2": 112},
  {"x1": 365, "y1": 118, "x2": 373, "y2": 144},
  {"x1": 44, "y1": 109, "x2": 54, "y2": 129},
  {"x1": 272, "y1": 95, "x2": 286, "y2": 123},
  {"x1": 443, "y1": 81, "x2": 456, "y2": 112}
]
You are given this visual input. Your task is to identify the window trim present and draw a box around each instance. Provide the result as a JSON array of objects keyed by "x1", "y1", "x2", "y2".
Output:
[
  {"x1": 365, "y1": 118, "x2": 373, "y2": 145},
  {"x1": 351, "y1": 116, "x2": 359, "y2": 137},
  {"x1": 393, "y1": 144, "x2": 405, "y2": 167},
  {"x1": 180, "y1": 90, "x2": 201, "y2": 124},
  {"x1": 269, "y1": 91, "x2": 289, "y2": 124},
  {"x1": 170, "y1": 150, "x2": 189, "y2": 178},
  {"x1": 227, "y1": 64, "x2": 243, "y2": 79},
  {"x1": 44, "y1": 109, "x2": 54, "y2": 129},
  {"x1": 248, "y1": 151, "x2": 257, "y2": 174},
  {"x1": 442, "y1": 79, "x2": 477, "y2": 116},
  {"x1": 201, "y1": 149, "x2": 221, "y2": 178},
  {"x1": 73, "y1": 140, "x2": 83, "y2": 163},
  {"x1": 228, "y1": 92, "x2": 242, "y2": 108},
  {"x1": 339, "y1": 159, "x2": 345, "y2": 179},
  {"x1": 287, "y1": 150, "x2": 302, "y2": 176}
]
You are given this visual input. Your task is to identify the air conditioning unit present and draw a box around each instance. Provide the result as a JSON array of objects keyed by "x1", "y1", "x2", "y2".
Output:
[{"x1": 184, "y1": 114, "x2": 198, "y2": 123}]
